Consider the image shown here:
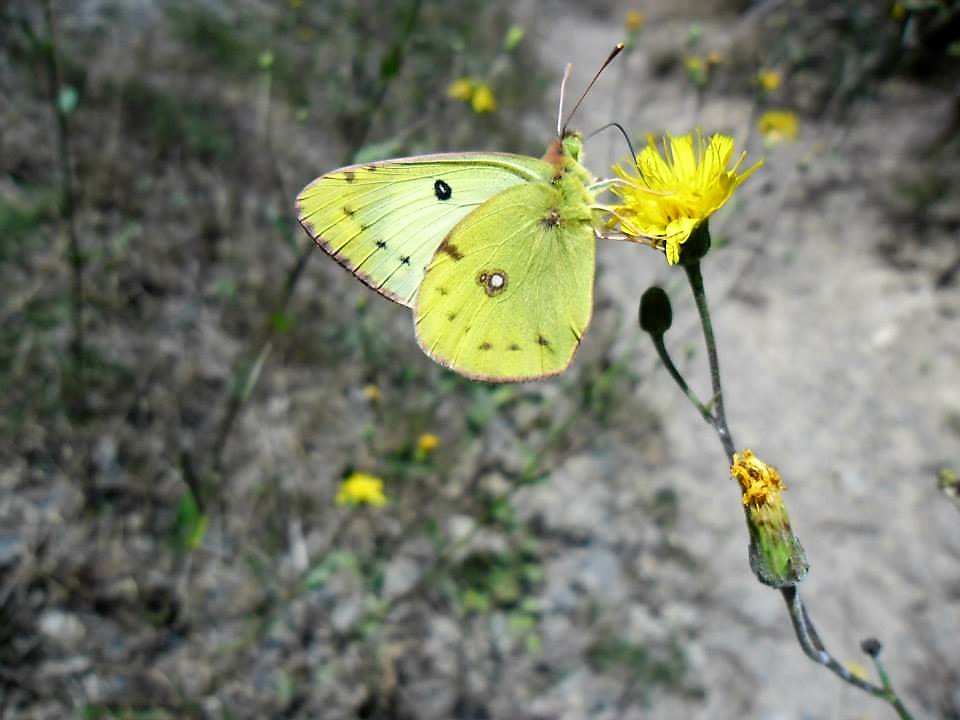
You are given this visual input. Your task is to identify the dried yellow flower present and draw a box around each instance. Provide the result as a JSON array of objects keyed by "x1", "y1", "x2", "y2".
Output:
[{"x1": 730, "y1": 450, "x2": 808, "y2": 587}]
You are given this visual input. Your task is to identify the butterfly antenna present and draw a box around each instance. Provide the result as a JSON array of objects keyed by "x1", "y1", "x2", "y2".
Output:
[
  {"x1": 557, "y1": 63, "x2": 572, "y2": 137},
  {"x1": 586, "y1": 122, "x2": 638, "y2": 160},
  {"x1": 560, "y1": 43, "x2": 625, "y2": 134}
]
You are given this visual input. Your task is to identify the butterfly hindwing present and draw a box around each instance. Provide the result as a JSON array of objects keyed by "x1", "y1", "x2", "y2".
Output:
[
  {"x1": 414, "y1": 181, "x2": 596, "y2": 382},
  {"x1": 296, "y1": 153, "x2": 552, "y2": 307}
]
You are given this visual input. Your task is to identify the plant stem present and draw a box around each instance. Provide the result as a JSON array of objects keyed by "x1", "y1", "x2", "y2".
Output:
[
  {"x1": 42, "y1": 0, "x2": 85, "y2": 412},
  {"x1": 684, "y1": 259, "x2": 735, "y2": 458},
  {"x1": 644, "y1": 247, "x2": 915, "y2": 718},
  {"x1": 205, "y1": 0, "x2": 424, "y2": 481},
  {"x1": 650, "y1": 333, "x2": 714, "y2": 425},
  {"x1": 782, "y1": 587, "x2": 914, "y2": 719}
]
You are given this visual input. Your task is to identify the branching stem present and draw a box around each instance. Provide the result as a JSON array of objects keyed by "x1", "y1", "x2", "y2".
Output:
[{"x1": 641, "y1": 228, "x2": 914, "y2": 718}]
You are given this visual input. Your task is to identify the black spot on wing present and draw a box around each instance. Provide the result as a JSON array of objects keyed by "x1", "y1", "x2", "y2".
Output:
[{"x1": 434, "y1": 179, "x2": 452, "y2": 201}]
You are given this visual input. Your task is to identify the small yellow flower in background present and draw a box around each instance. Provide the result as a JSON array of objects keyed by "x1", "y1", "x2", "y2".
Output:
[
  {"x1": 447, "y1": 77, "x2": 475, "y2": 102},
  {"x1": 730, "y1": 449, "x2": 808, "y2": 588},
  {"x1": 891, "y1": 2, "x2": 907, "y2": 21},
  {"x1": 288, "y1": 0, "x2": 303, "y2": 8},
  {"x1": 845, "y1": 661, "x2": 870, "y2": 681},
  {"x1": 470, "y1": 83, "x2": 497, "y2": 113},
  {"x1": 758, "y1": 110, "x2": 799, "y2": 145},
  {"x1": 362, "y1": 384, "x2": 381, "y2": 401},
  {"x1": 705, "y1": 50, "x2": 725, "y2": 66},
  {"x1": 757, "y1": 68, "x2": 782, "y2": 92},
  {"x1": 336, "y1": 472, "x2": 387, "y2": 507},
  {"x1": 625, "y1": 9, "x2": 646, "y2": 31},
  {"x1": 684, "y1": 55, "x2": 708, "y2": 86},
  {"x1": 417, "y1": 433, "x2": 440, "y2": 454},
  {"x1": 448, "y1": 78, "x2": 497, "y2": 114},
  {"x1": 610, "y1": 131, "x2": 761, "y2": 265},
  {"x1": 731, "y1": 449, "x2": 786, "y2": 508}
]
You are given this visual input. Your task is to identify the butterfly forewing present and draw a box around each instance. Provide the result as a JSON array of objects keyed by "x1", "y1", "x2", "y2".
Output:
[
  {"x1": 414, "y1": 182, "x2": 596, "y2": 382},
  {"x1": 296, "y1": 154, "x2": 552, "y2": 307}
]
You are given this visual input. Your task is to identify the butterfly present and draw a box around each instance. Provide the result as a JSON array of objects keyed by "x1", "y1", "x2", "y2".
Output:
[{"x1": 296, "y1": 47, "x2": 623, "y2": 382}]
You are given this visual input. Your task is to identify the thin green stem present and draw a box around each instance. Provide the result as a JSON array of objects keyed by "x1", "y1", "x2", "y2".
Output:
[
  {"x1": 684, "y1": 259, "x2": 735, "y2": 459},
  {"x1": 204, "y1": 0, "x2": 424, "y2": 479},
  {"x1": 642, "y1": 247, "x2": 915, "y2": 718},
  {"x1": 650, "y1": 333, "x2": 715, "y2": 425},
  {"x1": 42, "y1": 0, "x2": 85, "y2": 413}
]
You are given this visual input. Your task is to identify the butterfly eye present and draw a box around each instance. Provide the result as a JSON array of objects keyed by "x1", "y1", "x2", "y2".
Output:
[{"x1": 434, "y1": 179, "x2": 452, "y2": 201}]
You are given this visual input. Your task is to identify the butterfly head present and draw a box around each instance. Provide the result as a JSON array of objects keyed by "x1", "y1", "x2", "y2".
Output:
[{"x1": 561, "y1": 131, "x2": 584, "y2": 163}]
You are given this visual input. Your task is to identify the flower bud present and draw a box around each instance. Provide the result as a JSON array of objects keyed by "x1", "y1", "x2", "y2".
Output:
[
  {"x1": 639, "y1": 286, "x2": 673, "y2": 336},
  {"x1": 677, "y1": 221, "x2": 711, "y2": 266},
  {"x1": 731, "y1": 450, "x2": 809, "y2": 588}
]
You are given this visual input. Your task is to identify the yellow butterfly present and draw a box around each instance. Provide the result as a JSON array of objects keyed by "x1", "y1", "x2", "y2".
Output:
[{"x1": 296, "y1": 47, "x2": 623, "y2": 382}]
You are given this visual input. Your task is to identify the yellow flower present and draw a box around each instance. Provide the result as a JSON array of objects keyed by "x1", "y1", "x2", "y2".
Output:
[
  {"x1": 447, "y1": 77, "x2": 475, "y2": 102},
  {"x1": 417, "y1": 433, "x2": 440, "y2": 454},
  {"x1": 730, "y1": 450, "x2": 808, "y2": 587},
  {"x1": 470, "y1": 83, "x2": 497, "y2": 113},
  {"x1": 610, "y1": 131, "x2": 761, "y2": 265},
  {"x1": 705, "y1": 50, "x2": 724, "y2": 66},
  {"x1": 684, "y1": 55, "x2": 708, "y2": 86},
  {"x1": 335, "y1": 472, "x2": 387, "y2": 507},
  {"x1": 625, "y1": 9, "x2": 646, "y2": 31},
  {"x1": 362, "y1": 384, "x2": 381, "y2": 401},
  {"x1": 845, "y1": 661, "x2": 869, "y2": 681},
  {"x1": 731, "y1": 449, "x2": 785, "y2": 508},
  {"x1": 758, "y1": 110, "x2": 799, "y2": 145},
  {"x1": 757, "y1": 68, "x2": 782, "y2": 92},
  {"x1": 891, "y1": 2, "x2": 907, "y2": 21}
]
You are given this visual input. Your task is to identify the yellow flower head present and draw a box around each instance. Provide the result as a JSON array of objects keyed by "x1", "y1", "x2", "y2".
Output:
[
  {"x1": 362, "y1": 384, "x2": 381, "y2": 401},
  {"x1": 757, "y1": 68, "x2": 782, "y2": 92},
  {"x1": 447, "y1": 77, "x2": 475, "y2": 102},
  {"x1": 625, "y1": 9, "x2": 646, "y2": 31},
  {"x1": 731, "y1": 449, "x2": 785, "y2": 508},
  {"x1": 470, "y1": 83, "x2": 497, "y2": 113},
  {"x1": 891, "y1": 2, "x2": 907, "y2": 21},
  {"x1": 336, "y1": 472, "x2": 387, "y2": 507},
  {"x1": 758, "y1": 110, "x2": 799, "y2": 146},
  {"x1": 610, "y1": 131, "x2": 761, "y2": 264},
  {"x1": 416, "y1": 433, "x2": 440, "y2": 454}
]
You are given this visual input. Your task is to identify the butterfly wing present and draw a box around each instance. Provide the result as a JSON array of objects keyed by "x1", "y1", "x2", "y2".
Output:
[
  {"x1": 414, "y1": 181, "x2": 596, "y2": 382},
  {"x1": 296, "y1": 153, "x2": 552, "y2": 307}
]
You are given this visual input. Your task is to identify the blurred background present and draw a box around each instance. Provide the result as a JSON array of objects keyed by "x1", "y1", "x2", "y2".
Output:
[{"x1": 2, "y1": 1, "x2": 959, "y2": 718}]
